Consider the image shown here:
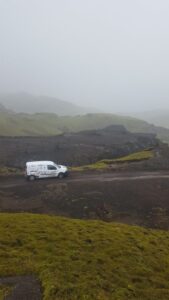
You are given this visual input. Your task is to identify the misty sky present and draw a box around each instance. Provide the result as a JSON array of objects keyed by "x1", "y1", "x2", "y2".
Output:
[{"x1": 0, "y1": 0, "x2": 169, "y2": 113}]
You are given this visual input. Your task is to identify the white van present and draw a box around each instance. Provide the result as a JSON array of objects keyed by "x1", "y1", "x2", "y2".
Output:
[{"x1": 25, "y1": 161, "x2": 68, "y2": 181}]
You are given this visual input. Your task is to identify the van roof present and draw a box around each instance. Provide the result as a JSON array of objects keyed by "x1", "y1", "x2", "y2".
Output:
[{"x1": 26, "y1": 161, "x2": 55, "y2": 166}]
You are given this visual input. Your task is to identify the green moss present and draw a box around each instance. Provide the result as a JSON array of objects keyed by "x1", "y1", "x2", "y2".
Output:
[
  {"x1": 103, "y1": 149, "x2": 154, "y2": 164},
  {"x1": 72, "y1": 150, "x2": 154, "y2": 171},
  {"x1": 0, "y1": 213, "x2": 169, "y2": 299}
]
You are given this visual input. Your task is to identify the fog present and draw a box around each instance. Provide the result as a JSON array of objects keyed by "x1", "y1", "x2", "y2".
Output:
[{"x1": 0, "y1": 0, "x2": 169, "y2": 113}]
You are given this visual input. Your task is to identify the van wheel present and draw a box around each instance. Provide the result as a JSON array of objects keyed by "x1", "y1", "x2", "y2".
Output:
[
  {"x1": 58, "y1": 173, "x2": 64, "y2": 179},
  {"x1": 29, "y1": 175, "x2": 36, "y2": 181}
]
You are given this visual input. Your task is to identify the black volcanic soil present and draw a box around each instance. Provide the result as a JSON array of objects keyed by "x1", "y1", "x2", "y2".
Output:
[
  {"x1": 1, "y1": 171, "x2": 169, "y2": 230},
  {"x1": 0, "y1": 125, "x2": 158, "y2": 167}
]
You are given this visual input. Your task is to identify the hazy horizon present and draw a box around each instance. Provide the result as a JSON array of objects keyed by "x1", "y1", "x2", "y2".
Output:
[{"x1": 1, "y1": 0, "x2": 169, "y2": 113}]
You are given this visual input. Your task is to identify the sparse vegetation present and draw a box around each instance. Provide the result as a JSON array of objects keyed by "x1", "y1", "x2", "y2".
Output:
[
  {"x1": 0, "y1": 285, "x2": 11, "y2": 300},
  {"x1": 0, "y1": 167, "x2": 21, "y2": 176},
  {"x1": 0, "y1": 213, "x2": 169, "y2": 299},
  {"x1": 109, "y1": 148, "x2": 154, "y2": 163},
  {"x1": 72, "y1": 149, "x2": 154, "y2": 171}
]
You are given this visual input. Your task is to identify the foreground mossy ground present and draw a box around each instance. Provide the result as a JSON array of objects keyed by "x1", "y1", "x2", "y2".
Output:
[
  {"x1": 72, "y1": 149, "x2": 154, "y2": 171},
  {"x1": 0, "y1": 214, "x2": 169, "y2": 299}
]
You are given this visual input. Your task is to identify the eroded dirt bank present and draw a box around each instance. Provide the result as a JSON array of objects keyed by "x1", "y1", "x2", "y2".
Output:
[{"x1": 0, "y1": 171, "x2": 169, "y2": 229}]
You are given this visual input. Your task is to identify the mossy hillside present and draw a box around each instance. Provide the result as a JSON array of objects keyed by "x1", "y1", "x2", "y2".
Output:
[
  {"x1": 0, "y1": 112, "x2": 168, "y2": 142},
  {"x1": 72, "y1": 149, "x2": 154, "y2": 171},
  {"x1": 0, "y1": 214, "x2": 169, "y2": 299},
  {"x1": 107, "y1": 148, "x2": 154, "y2": 163},
  {"x1": 0, "y1": 112, "x2": 148, "y2": 136}
]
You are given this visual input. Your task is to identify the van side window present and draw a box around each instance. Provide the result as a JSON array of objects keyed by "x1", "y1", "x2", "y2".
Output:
[{"x1": 47, "y1": 165, "x2": 56, "y2": 170}]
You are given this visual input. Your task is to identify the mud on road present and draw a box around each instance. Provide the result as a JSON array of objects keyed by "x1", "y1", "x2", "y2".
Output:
[
  {"x1": 1, "y1": 170, "x2": 169, "y2": 187},
  {"x1": 0, "y1": 171, "x2": 169, "y2": 229},
  {"x1": 0, "y1": 276, "x2": 42, "y2": 300}
]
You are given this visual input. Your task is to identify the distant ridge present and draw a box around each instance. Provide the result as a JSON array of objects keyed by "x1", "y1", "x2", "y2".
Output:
[
  {"x1": 0, "y1": 92, "x2": 97, "y2": 116},
  {"x1": 0, "y1": 102, "x2": 13, "y2": 113},
  {"x1": 133, "y1": 110, "x2": 169, "y2": 129},
  {"x1": 0, "y1": 106, "x2": 169, "y2": 143},
  {"x1": 0, "y1": 93, "x2": 169, "y2": 143}
]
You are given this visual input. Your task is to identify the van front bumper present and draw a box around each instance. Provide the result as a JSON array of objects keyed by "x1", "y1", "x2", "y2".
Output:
[{"x1": 64, "y1": 171, "x2": 69, "y2": 177}]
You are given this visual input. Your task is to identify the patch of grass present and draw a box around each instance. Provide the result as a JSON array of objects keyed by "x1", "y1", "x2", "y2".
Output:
[
  {"x1": 105, "y1": 149, "x2": 154, "y2": 163},
  {"x1": 72, "y1": 161, "x2": 108, "y2": 171},
  {"x1": 0, "y1": 167, "x2": 22, "y2": 176},
  {"x1": 0, "y1": 285, "x2": 11, "y2": 300},
  {"x1": 72, "y1": 150, "x2": 154, "y2": 171},
  {"x1": 0, "y1": 214, "x2": 169, "y2": 299}
]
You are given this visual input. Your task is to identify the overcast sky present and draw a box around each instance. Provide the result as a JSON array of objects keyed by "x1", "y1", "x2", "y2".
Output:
[{"x1": 0, "y1": 0, "x2": 169, "y2": 113}]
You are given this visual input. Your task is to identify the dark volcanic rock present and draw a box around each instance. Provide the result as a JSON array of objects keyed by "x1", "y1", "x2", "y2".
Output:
[{"x1": 0, "y1": 125, "x2": 158, "y2": 167}]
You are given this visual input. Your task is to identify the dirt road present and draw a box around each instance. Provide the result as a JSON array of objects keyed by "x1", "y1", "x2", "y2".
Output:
[
  {"x1": 1, "y1": 170, "x2": 169, "y2": 188},
  {"x1": 0, "y1": 170, "x2": 169, "y2": 229},
  {"x1": 0, "y1": 276, "x2": 42, "y2": 300}
]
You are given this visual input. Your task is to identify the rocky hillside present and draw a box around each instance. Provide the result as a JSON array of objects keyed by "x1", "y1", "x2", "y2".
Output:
[{"x1": 0, "y1": 125, "x2": 158, "y2": 167}]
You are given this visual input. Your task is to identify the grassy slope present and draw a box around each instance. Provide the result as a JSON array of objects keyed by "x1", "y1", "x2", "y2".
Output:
[
  {"x1": 0, "y1": 214, "x2": 169, "y2": 300},
  {"x1": 0, "y1": 112, "x2": 162, "y2": 136},
  {"x1": 0, "y1": 112, "x2": 62, "y2": 136},
  {"x1": 72, "y1": 149, "x2": 154, "y2": 171}
]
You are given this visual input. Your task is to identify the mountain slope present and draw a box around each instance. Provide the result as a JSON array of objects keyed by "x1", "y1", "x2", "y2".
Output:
[
  {"x1": 0, "y1": 92, "x2": 96, "y2": 115},
  {"x1": 0, "y1": 111, "x2": 169, "y2": 143},
  {"x1": 133, "y1": 110, "x2": 169, "y2": 129}
]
